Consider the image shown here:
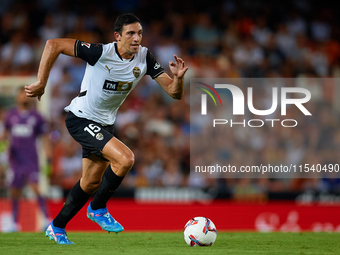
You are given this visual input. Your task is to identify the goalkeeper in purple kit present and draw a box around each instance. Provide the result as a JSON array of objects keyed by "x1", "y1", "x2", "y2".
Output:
[{"x1": 0, "y1": 87, "x2": 51, "y2": 231}]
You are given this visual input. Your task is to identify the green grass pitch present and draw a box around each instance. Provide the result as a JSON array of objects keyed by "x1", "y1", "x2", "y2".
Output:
[{"x1": 0, "y1": 232, "x2": 339, "y2": 255}]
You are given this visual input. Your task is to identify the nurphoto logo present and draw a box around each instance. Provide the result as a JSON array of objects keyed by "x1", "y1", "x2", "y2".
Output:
[{"x1": 198, "y1": 82, "x2": 312, "y2": 128}]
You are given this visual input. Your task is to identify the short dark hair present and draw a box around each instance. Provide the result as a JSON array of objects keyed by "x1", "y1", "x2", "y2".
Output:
[{"x1": 114, "y1": 13, "x2": 142, "y2": 35}]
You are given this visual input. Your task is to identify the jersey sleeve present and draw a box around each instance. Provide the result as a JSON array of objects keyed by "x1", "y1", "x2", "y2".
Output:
[
  {"x1": 74, "y1": 40, "x2": 103, "y2": 66},
  {"x1": 146, "y1": 50, "x2": 165, "y2": 79}
]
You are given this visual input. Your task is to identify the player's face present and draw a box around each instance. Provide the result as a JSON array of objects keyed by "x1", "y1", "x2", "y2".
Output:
[
  {"x1": 17, "y1": 89, "x2": 32, "y2": 109},
  {"x1": 119, "y1": 22, "x2": 143, "y2": 56}
]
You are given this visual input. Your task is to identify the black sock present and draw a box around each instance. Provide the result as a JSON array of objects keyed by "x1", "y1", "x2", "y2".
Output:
[
  {"x1": 53, "y1": 180, "x2": 91, "y2": 228},
  {"x1": 90, "y1": 165, "x2": 124, "y2": 210}
]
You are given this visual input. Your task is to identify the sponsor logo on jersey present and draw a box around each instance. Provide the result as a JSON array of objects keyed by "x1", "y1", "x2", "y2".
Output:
[
  {"x1": 103, "y1": 80, "x2": 118, "y2": 90},
  {"x1": 11, "y1": 124, "x2": 33, "y2": 137},
  {"x1": 154, "y1": 62, "x2": 161, "y2": 69},
  {"x1": 105, "y1": 65, "x2": 114, "y2": 73},
  {"x1": 133, "y1": 67, "x2": 141, "y2": 78},
  {"x1": 81, "y1": 42, "x2": 91, "y2": 48},
  {"x1": 103, "y1": 80, "x2": 133, "y2": 93}
]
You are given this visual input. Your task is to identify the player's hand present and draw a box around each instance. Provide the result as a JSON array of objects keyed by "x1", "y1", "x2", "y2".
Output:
[
  {"x1": 169, "y1": 55, "x2": 189, "y2": 79},
  {"x1": 25, "y1": 81, "x2": 46, "y2": 101}
]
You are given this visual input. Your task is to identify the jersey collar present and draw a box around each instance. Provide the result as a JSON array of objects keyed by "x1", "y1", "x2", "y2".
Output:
[{"x1": 114, "y1": 42, "x2": 135, "y2": 62}]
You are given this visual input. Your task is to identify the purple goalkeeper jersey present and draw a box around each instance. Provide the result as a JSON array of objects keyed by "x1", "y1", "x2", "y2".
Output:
[{"x1": 5, "y1": 108, "x2": 48, "y2": 170}]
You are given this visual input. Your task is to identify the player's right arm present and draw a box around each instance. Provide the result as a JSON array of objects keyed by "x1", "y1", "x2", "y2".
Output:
[{"x1": 25, "y1": 39, "x2": 76, "y2": 100}]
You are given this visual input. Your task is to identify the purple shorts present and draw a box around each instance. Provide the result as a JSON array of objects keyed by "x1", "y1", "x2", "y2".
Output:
[{"x1": 10, "y1": 165, "x2": 39, "y2": 188}]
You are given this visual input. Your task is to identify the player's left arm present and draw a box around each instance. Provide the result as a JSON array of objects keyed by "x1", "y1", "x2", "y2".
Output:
[{"x1": 154, "y1": 55, "x2": 188, "y2": 100}]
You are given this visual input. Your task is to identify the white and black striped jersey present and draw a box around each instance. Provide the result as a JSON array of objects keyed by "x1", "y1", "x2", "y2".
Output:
[{"x1": 64, "y1": 40, "x2": 165, "y2": 125}]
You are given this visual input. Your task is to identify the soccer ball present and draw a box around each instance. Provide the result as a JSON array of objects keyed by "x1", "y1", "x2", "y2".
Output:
[{"x1": 184, "y1": 217, "x2": 217, "y2": 246}]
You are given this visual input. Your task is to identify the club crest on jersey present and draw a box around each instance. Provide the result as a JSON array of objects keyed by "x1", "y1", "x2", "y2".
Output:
[
  {"x1": 133, "y1": 67, "x2": 141, "y2": 78},
  {"x1": 81, "y1": 42, "x2": 91, "y2": 48},
  {"x1": 96, "y1": 133, "x2": 104, "y2": 140},
  {"x1": 154, "y1": 62, "x2": 160, "y2": 69}
]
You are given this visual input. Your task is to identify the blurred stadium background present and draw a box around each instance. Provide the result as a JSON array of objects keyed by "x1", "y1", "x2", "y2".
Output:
[{"x1": 1, "y1": 0, "x2": 340, "y2": 232}]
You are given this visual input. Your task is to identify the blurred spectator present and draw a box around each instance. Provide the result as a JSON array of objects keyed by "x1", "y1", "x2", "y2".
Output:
[
  {"x1": 286, "y1": 11, "x2": 307, "y2": 36},
  {"x1": 309, "y1": 43, "x2": 329, "y2": 77},
  {"x1": 263, "y1": 34, "x2": 285, "y2": 71},
  {"x1": 38, "y1": 14, "x2": 62, "y2": 42},
  {"x1": 252, "y1": 17, "x2": 272, "y2": 47},
  {"x1": 66, "y1": 16, "x2": 98, "y2": 43},
  {"x1": 0, "y1": 30, "x2": 33, "y2": 74},
  {"x1": 153, "y1": 36, "x2": 181, "y2": 71},
  {"x1": 275, "y1": 23, "x2": 296, "y2": 59},
  {"x1": 191, "y1": 13, "x2": 220, "y2": 55},
  {"x1": 310, "y1": 16, "x2": 331, "y2": 42},
  {"x1": 233, "y1": 37, "x2": 264, "y2": 76},
  {"x1": 0, "y1": 13, "x2": 14, "y2": 45},
  {"x1": 222, "y1": 23, "x2": 240, "y2": 48},
  {"x1": 160, "y1": 158, "x2": 184, "y2": 187}
]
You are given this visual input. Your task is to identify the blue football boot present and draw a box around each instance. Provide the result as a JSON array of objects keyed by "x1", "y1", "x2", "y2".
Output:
[
  {"x1": 87, "y1": 202, "x2": 124, "y2": 233},
  {"x1": 45, "y1": 221, "x2": 75, "y2": 245}
]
